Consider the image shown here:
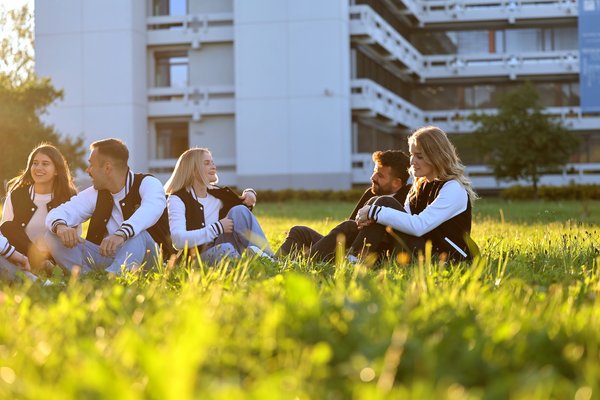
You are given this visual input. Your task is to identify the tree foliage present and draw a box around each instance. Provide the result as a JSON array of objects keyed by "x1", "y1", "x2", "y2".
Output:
[
  {"x1": 469, "y1": 82, "x2": 579, "y2": 194},
  {"x1": 0, "y1": 5, "x2": 34, "y2": 85},
  {"x1": 0, "y1": 5, "x2": 86, "y2": 192}
]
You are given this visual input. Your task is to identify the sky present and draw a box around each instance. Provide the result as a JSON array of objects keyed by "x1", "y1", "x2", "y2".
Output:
[{"x1": 0, "y1": 0, "x2": 32, "y2": 11}]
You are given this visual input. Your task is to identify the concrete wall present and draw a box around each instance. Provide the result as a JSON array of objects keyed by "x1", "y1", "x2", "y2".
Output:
[
  {"x1": 35, "y1": 0, "x2": 148, "y2": 172},
  {"x1": 234, "y1": 0, "x2": 352, "y2": 189}
]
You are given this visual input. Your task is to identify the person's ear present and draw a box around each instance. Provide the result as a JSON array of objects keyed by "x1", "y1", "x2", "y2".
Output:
[{"x1": 391, "y1": 177, "x2": 403, "y2": 192}]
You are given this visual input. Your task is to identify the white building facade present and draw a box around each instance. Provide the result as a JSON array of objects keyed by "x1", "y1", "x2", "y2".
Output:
[{"x1": 35, "y1": 0, "x2": 600, "y2": 189}]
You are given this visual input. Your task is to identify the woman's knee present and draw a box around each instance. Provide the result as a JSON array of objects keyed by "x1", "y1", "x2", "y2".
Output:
[{"x1": 227, "y1": 205, "x2": 251, "y2": 217}]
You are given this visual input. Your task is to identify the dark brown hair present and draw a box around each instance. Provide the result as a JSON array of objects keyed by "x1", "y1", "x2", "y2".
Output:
[
  {"x1": 7, "y1": 143, "x2": 77, "y2": 203},
  {"x1": 372, "y1": 150, "x2": 410, "y2": 184},
  {"x1": 90, "y1": 138, "x2": 129, "y2": 170}
]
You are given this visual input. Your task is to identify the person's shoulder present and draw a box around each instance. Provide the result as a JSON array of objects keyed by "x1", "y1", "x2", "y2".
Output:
[
  {"x1": 138, "y1": 174, "x2": 165, "y2": 192},
  {"x1": 8, "y1": 184, "x2": 30, "y2": 199}
]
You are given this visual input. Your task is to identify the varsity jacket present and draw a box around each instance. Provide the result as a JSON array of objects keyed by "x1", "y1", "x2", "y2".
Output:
[
  {"x1": 368, "y1": 179, "x2": 477, "y2": 261},
  {"x1": 1, "y1": 185, "x2": 64, "y2": 255},
  {"x1": 168, "y1": 186, "x2": 249, "y2": 251},
  {"x1": 0, "y1": 234, "x2": 16, "y2": 260},
  {"x1": 348, "y1": 184, "x2": 411, "y2": 221},
  {"x1": 47, "y1": 171, "x2": 175, "y2": 257}
]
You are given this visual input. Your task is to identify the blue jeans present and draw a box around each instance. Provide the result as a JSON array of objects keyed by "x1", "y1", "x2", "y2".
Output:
[
  {"x1": 46, "y1": 231, "x2": 159, "y2": 274},
  {"x1": 0, "y1": 257, "x2": 38, "y2": 282},
  {"x1": 199, "y1": 205, "x2": 273, "y2": 263}
]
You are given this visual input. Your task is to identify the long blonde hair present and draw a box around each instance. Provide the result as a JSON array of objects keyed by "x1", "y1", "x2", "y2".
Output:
[
  {"x1": 164, "y1": 148, "x2": 218, "y2": 194},
  {"x1": 408, "y1": 126, "x2": 477, "y2": 205}
]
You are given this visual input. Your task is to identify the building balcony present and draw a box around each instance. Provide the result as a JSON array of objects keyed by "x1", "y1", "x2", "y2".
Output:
[
  {"x1": 351, "y1": 79, "x2": 423, "y2": 130},
  {"x1": 147, "y1": 13, "x2": 233, "y2": 47},
  {"x1": 352, "y1": 154, "x2": 600, "y2": 188},
  {"x1": 465, "y1": 163, "x2": 600, "y2": 189},
  {"x1": 423, "y1": 51, "x2": 579, "y2": 80},
  {"x1": 148, "y1": 85, "x2": 235, "y2": 119},
  {"x1": 350, "y1": 5, "x2": 422, "y2": 75},
  {"x1": 425, "y1": 107, "x2": 600, "y2": 132},
  {"x1": 349, "y1": 5, "x2": 578, "y2": 81},
  {"x1": 400, "y1": 0, "x2": 577, "y2": 27}
]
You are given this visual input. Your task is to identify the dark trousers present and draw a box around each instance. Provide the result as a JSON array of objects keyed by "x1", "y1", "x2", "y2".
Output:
[
  {"x1": 278, "y1": 220, "x2": 359, "y2": 262},
  {"x1": 349, "y1": 195, "x2": 425, "y2": 261}
]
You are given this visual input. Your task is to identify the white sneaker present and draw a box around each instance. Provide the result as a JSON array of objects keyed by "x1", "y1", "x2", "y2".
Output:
[{"x1": 247, "y1": 245, "x2": 275, "y2": 262}]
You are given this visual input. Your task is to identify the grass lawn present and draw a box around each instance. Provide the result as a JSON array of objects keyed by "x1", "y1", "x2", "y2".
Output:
[{"x1": 1, "y1": 199, "x2": 599, "y2": 399}]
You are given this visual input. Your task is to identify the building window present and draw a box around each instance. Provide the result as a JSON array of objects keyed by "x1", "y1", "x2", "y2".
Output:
[
  {"x1": 152, "y1": 0, "x2": 187, "y2": 16},
  {"x1": 156, "y1": 121, "x2": 189, "y2": 159},
  {"x1": 154, "y1": 51, "x2": 188, "y2": 87}
]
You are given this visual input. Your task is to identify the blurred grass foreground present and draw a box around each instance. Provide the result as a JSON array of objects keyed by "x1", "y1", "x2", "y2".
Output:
[{"x1": 1, "y1": 199, "x2": 600, "y2": 399}]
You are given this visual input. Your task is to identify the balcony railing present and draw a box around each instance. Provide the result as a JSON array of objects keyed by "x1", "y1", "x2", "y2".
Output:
[
  {"x1": 147, "y1": 13, "x2": 233, "y2": 47},
  {"x1": 464, "y1": 163, "x2": 600, "y2": 189},
  {"x1": 423, "y1": 51, "x2": 579, "y2": 79},
  {"x1": 424, "y1": 107, "x2": 600, "y2": 132},
  {"x1": 349, "y1": 5, "x2": 422, "y2": 74},
  {"x1": 401, "y1": 0, "x2": 577, "y2": 25},
  {"x1": 349, "y1": 5, "x2": 578, "y2": 81},
  {"x1": 351, "y1": 79, "x2": 423, "y2": 129},
  {"x1": 147, "y1": 85, "x2": 235, "y2": 118},
  {"x1": 351, "y1": 154, "x2": 600, "y2": 188}
]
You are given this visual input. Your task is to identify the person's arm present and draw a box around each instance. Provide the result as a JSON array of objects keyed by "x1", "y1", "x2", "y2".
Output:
[
  {"x1": 0, "y1": 234, "x2": 16, "y2": 260},
  {"x1": 167, "y1": 195, "x2": 227, "y2": 249},
  {"x1": 46, "y1": 187, "x2": 96, "y2": 233},
  {"x1": 367, "y1": 181, "x2": 468, "y2": 237},
  {"x1": 0, "y1": 195, "x2": 15, "y2": 224},
  {"x1": 114, "y1": 176, "x2": 166, "y2": 240}
]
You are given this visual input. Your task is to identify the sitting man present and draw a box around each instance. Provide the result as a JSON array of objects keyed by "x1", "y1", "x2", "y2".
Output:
[
  {"x1": 277, "y1": 150, "x2": 410, "y2": 261},
  {"x1": 0, "y1": 233, "x2": 36, "y2": 281},
  {"x1": 46, "y1": 138, "x2": 174, "y2": 274}
]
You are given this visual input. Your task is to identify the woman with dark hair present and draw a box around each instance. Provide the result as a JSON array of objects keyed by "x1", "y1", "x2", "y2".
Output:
[
  {"x1": 352, "y1": 126, "x2": 479, "y2": 263},
  {"x1": 1, "y1": 143, "x2": 78, "y2": 273}
]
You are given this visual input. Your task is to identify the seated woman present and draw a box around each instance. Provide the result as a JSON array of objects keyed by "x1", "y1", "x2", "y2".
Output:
[
  {"x1": 352, "y1": 126, "x2": 479, "y2": 263},
  {"x1": 1, "y1": 144, "x2": 78, "y2": 274},
  {"x1": 164, "y1": 148, "x2": 274, "y2": 263}
]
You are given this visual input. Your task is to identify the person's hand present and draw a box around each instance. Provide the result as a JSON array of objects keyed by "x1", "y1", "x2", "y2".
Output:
[
  {"x1": 56, "y1": 225, "x2": 81, "y2": 248},
  {"x1": 356, "y1": 205, "x2": 371, "y2": 223},
  {"x1": 100, "y1": 234, "x2": 125, "y2": 257},
  {"x1": 356, "y1": 205, "x2": 374, "y2": 230},
  {"x1": 219, "y1": 217, "x2": 234, "y2": 234},
  {"x1": 8, "y1": 250, "x2": 31, "y2": 272},
  {"x1": 240, "y1": 190, "x2": 256, "y2": 207}
]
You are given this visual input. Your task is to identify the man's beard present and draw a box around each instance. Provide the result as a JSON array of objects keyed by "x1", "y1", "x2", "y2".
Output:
[{"x1": 371, "y1": 182, "x2": 381, "y2": 195}]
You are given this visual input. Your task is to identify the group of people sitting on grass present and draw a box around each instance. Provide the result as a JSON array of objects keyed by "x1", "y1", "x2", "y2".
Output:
[{"x1": 0, "y1": 125, "x2": 478, "y2": 282}]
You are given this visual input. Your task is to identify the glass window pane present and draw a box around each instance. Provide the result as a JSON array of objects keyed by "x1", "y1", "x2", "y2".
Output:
[{"x1": 156, "y1": 122, "x2": 189, "y2": 159}]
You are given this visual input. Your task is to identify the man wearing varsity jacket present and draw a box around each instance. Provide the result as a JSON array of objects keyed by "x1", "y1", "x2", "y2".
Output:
[{"x1": 46, "y1": 138, "x2": 174, "y2": 274}]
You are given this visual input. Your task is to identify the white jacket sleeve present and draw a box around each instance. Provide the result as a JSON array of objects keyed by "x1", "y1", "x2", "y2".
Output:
[
  {"x1": 115, "y1": 176, "x2": 167, "y2": 240},
  {"x1": 0, "y1": 234, "x2": 16, "y2": 259},
  {"x1": 167, "y1": 194, "x2": 223, "y2": 250},
  {"x1": 369, "y1": 180, "x2": 468, "y2": 237},
  {"x1": 46, "y1": 187, "x2": 97, "y2": 233},
  {"x1": 1, "y1": 195, "x2": 14, "y2": 224}
]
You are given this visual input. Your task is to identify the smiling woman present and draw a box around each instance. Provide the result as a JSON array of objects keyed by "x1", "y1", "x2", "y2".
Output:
[{"x1": 0, "y1": 143, "x2": 77, "y2": 276}]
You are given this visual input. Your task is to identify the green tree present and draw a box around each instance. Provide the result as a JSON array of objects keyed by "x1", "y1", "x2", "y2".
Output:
[
  {"x1": 0, "y1": 5, "x2": 85, "y2": 192},
  {"x1": 469, "y1": 82, "x2": 579, "y2": 195}
]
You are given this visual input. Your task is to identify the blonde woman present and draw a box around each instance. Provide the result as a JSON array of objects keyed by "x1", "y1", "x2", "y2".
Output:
[
  {"x1": 165, "y1": 148, "x2": 273, "y2": 263},
  {"x1": 353, "y1": 126, "x2": 478, "y2": 262}
]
